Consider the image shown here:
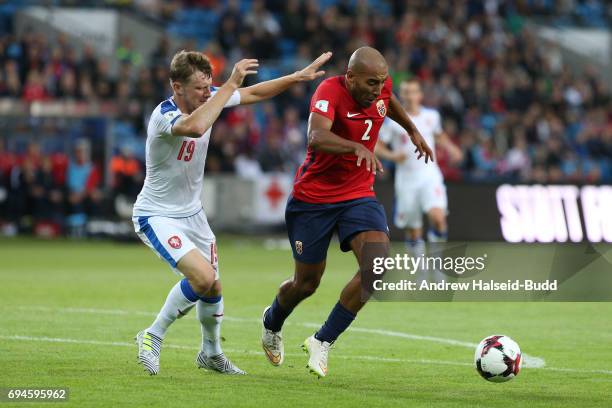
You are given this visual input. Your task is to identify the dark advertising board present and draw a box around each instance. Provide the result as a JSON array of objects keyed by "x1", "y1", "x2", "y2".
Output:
[{"x1": 377, "y1": 181, "x2": 612, "y2": 243}]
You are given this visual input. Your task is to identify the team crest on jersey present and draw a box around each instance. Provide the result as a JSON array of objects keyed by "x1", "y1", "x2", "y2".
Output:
[
  {"x1": 295, "y1": 240, "x2": 303, "y2": 255},
  {"x1": 168, "y1": 235, "x2": 182, "y2": 249},
  {"x1": 376, "y1": 100, "x2": 386, "y2": 117}
]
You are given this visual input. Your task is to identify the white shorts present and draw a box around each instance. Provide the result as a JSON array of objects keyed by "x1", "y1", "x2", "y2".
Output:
[
  {"x1": 394, "y1": 179, "x2": 447, "y2": 230},
  {"x1": 132, "y1": 209, "x2": 219, "y2": 279}
]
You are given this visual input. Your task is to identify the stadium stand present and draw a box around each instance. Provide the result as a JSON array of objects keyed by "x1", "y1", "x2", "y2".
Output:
[{"x1": 0, "y1": 0, "x2": 610, "y2": 233}]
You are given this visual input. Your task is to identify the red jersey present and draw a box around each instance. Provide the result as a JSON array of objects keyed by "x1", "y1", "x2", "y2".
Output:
[{"x1": 292, "y1": 75, "x2": 393, "y2": 203}]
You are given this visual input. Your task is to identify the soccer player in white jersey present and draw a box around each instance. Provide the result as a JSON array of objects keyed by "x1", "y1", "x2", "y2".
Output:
[
  {"x1": 132, "y1": 50, "x2": 331, "y2": 375},
  {"x1": 376, "y1": 78, "x2": 462, "y2": 255}
]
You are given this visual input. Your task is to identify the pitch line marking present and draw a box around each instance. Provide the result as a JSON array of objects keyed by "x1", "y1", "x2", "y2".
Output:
[
  {"x1": 15, "y1": 306, "x2": 551, "y2": 368},
  {"x1": 3, "y1": 333, "x2": 612, "y2": 376},
  {"x1": 0, "y1": 334, "x2": 472, "y2": 368}
]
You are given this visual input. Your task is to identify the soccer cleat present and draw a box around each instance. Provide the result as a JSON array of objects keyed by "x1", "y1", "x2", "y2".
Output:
[
  {"x1": 302, "y1": 335, "x2": 332, "y2": 378},
  {"x1": 196, "y1": 352, "x2": 246, "y2": 375},
  {"x1": 135, "y1": 330, "x2": 163, "y2": 375},
  {"x1": 261, "y1": 306, "x2": 284, "y2": 366}
]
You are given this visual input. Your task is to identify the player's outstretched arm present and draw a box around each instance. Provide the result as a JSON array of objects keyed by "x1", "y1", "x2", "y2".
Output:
[
  {"x1": 238, "y1": 52, "x2": 332, "y2": 105},
  {"x1": 388, "y1": 94, "x2": 434, "y2": 163},
  {"x1": 172, "y1": 59, "x2": 258, "y2": 137},
  {"x1": 308, "y1": 112, "x2": 383, "y2": 174}
]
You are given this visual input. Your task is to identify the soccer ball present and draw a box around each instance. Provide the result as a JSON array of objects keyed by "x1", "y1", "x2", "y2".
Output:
[{"x1": 474, "y1": 335, "x2": 522, "y2": 382}]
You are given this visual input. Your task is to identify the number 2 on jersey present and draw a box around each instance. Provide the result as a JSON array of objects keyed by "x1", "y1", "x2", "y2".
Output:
[
  {"x1": 361, "y1": 119, "x2": 372, "y2": 141},
  {"x1": 177, "y1": 140, "x2": 195, "y2": 161}
]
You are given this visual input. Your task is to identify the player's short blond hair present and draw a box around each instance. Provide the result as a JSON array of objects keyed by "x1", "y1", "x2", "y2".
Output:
[{"x1": 169, "y1": 50, "x2": 212, "y2": 83}]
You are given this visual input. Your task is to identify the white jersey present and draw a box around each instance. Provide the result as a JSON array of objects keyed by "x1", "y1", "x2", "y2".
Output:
[
  {"x1": 379, "y1": 107, "x2": 443, "y2": 187},
  {"x1": 133, "y1": 88, "x2": 240, "y2": 217}
]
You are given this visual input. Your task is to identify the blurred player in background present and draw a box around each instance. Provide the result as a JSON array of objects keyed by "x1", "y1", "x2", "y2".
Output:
[
  {"x1": 261, "y1": 47, "x2": 433, "y2": 378},
  {"x1": 132, "y1": 50, "x2": 331, "y2": 376},
  {"x1": 376, "y1": 78, "x2": 462, "y2": 256}
]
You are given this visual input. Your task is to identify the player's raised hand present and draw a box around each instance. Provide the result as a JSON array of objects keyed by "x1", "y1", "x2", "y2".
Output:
[
  {"x1": 409, "y1": 130, "x2": 434, "y2": 163},
  {"x1": 354, "y1": 144, "x2": 384, "y2": 175},
  {"x1": 227, "y1": 59, "x2": 259, "y2": 89},
  {"x1": 293, "y1": 52, "x2": 332, "y2": 82}
]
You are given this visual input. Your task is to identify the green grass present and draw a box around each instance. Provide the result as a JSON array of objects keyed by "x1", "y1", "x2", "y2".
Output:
[{"x1": 0, "y1": 237, "x2": 611, "y2": 407}]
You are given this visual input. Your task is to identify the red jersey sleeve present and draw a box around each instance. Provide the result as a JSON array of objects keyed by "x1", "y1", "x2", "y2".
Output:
[{"x1": 309, "y1": 79, "x2": 338, "y2": 122}]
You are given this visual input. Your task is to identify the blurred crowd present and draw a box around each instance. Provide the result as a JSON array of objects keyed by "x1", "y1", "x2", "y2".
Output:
[
  {"x1": 0, "y1": 0, "x2": 611, "y2": 231},
  {"x1": 0, "y1": 136, "x2": 143, "y2": 235}
]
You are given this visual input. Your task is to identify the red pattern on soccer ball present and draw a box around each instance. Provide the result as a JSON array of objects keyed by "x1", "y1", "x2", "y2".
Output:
[
  {"x1": 513, "y1": 353, "x2": 522, "y2": 375},
  {"x1": 480, "y1": 335, "x2": 503, "y2": 357}
]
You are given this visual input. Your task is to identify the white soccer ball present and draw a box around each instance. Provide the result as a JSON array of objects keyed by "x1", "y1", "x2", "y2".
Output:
[{"x1": 474, "y1": 335, "x2": 522, "y2": 382}]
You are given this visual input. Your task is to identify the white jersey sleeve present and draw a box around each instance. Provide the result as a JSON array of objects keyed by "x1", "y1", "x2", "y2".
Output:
[
  {"x1": 211, "y1": 86, "x2": 241, "y2": 108},
  {"x1": 153, "y1": 99, "x2": 183, "y2": 137}
]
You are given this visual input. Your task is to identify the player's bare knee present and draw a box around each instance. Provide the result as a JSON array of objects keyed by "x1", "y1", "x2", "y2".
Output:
[
  {"x1": 204, "y1": 279, "x2": 222, "y2": 297},
  {"x1": 361, "y1": 251, "x2": 387, "y2": 279},
  {"x1": 352, "y1": 233, "x2": 389, "y2": 281},
  {"x1": 428, "y1": 209, "x2": 446, "y2": 230},
  {"x1": 290, "y1": 260, "x2": 325, "y2": 298},
  {"x1": 189, "y1": 269, "x2": 215, "y2": 295},
  {"x1": 298, "y1": 277, "x2": 320, "y2": 298},
  {"x1": 297, "y1": 284, "x2": 317, "y2": 298},
  {"x1": 190, "y1": 279, "x2": 212, "y2": 296}
]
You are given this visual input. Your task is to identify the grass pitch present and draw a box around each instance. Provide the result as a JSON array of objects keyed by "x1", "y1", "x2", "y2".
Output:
[{"x1": 1, "y1": 237, "x2": 611, "y2": 407}]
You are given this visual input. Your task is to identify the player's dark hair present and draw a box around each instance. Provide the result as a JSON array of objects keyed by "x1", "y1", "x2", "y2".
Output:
[{"x1": 169, "y1": 50, "x2": 212, "y2": 83}]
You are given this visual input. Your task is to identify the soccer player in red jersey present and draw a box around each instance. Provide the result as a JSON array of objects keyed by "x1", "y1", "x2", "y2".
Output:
[{"x1": 261, "y1": 47, "x2": 433, "y2": 377}]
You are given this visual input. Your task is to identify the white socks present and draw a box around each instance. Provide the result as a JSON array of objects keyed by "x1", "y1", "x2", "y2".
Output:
[
  {"x1": 147, "y1": 279, "x2": 198, "y2": 338},
  {"x1": 146, "y1": 279, "x2": 224, "y2": 357},
  {"x1": 197, "y1": 297, "x2": 224, "y2": 357}
]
